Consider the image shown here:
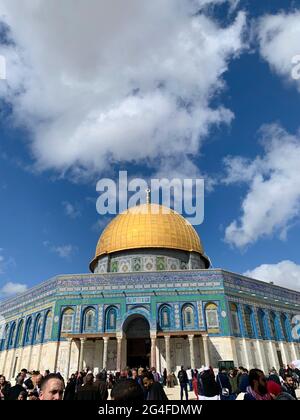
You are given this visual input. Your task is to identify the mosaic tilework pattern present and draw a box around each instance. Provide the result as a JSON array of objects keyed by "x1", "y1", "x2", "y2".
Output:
[
  {"x1": 98, "y1": 305, "x2": 103, "y2": 331},
  {"x1": 174, "y1": 304, "x2": 181, "y2": 328},
  {"x1": 75, "y1": 306, "x2": 82, "y2": 333},
  {"x1": 95, "y1": 251, "x2": 206, "y2": 273},
  {"x1": 197, "y1": 301, "x2": 204, "y2": 328}
]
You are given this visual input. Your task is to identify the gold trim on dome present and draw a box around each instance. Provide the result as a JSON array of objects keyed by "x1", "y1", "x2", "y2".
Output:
[{"x1": 91, "y1": 204, "x2": 205, "y2": 270}]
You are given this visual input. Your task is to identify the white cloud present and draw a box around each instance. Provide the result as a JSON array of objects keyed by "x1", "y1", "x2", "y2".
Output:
[
  {"x1": 0, "y1": 248, "x2": 15, "y2": 274},
  {"x1": 224, "y1": 124, "x2": 300, "y2": 247},
  {"x1": 196, "y1": 0, "x2": 239, "y2": 8},
  {"x1": 62, "y1": 201, "x2": 81, "y2": 219},
  {"x1": 0, "y1": 0, "x2": 246, "y2": 180},
  {"x1": 0, "y1": 281, "x2": 28, "y2": 297},
  {"x1": 51, "y1": 244, "x2": 77, "y2": 259},
  {"x1": 43, "y1": 240, "x2": 77, "y2": 259},
  {"x1": 257, "y1": 10, "x2": 300, "y2": 90},
  {"x1": 244, "y1": 260, "x2": 300, "y2": 292},
  {"x1": 0, "y1": 254, "x2": 4, "y2": 274}
]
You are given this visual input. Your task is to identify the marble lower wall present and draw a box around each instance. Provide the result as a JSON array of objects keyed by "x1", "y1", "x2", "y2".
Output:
[
  {"x1": 0, "y1": 342, "x2": 58, "y2": 379},
  {"x1": 1, "y1": 338, "x2": 300, "y2": 381},
  {"x1": 231, "y1": 337, "x2": 300, "y2": 372}
]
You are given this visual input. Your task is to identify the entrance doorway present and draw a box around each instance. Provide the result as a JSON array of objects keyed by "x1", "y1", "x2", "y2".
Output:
[{"x1": 124, "y1": 316, "x2": 150, "y2": 368}]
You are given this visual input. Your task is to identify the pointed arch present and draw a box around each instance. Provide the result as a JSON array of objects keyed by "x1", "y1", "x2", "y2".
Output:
[
  {"x1": 8, "y1": 322, "x2": 16, "y2": 348},
  {"x1": 269, "y1": 311, "x2": 278, "y2": 340},
  {"x1": 24, "y1": 317, "x2": 32, "y2": 345},
  {"x1": 159, "y1": 304, "x2": 172, "y2": 329},
  {"x1": 229, "y1": 303, "x2": 240, "y2": 335},
  {"x1": 33, "y1": 314, "x2": 43, "y2": 343},
  {"x1": 16, "y1": 319, "x2": 24, "y2": 347},
  {"x1": 205, "y1": 302, "x2": 219, "y2": 330},
  {"x1": 257, "y1": 309, "x2": 267, "y2": 339},
  {"x1": 105, "y1": 306, "x2": 117, "y2": 331},
  {"x1": 182, "y1": 304, "x2": 195, "y2": 329},
  {"x1": 44, "y1": 310, "x2": 53, "y2": 341},
  {"x1": 61, "y1": 308, "x2": 75, "y2": 334},
  {"x1": 244, "y1": 306, "x2": 254, "y2": 337},
  {"x1": 82, "y1": 307, "x2": 96, "y2": 332},
  {"x1": 280, "y1": 313, "x2": 289, "y2": 342}
]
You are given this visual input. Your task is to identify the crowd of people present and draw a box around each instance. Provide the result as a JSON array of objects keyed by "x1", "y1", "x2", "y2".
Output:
[
  {"x1": 0, "y1": 363, "x2": 299, "y2": 401},
  {"x1": 184, "y1": 364, "x2": 300, "y2": 400}
]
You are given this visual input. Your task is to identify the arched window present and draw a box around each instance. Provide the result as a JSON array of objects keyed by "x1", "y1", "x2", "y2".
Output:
[
  {"x1": 8, "y1": 322, "x2": 16, "y2": 348},
  {"x1": 61, "y1": 308, "x2": 75, "y2": 333},
  {"x1": 24, "y1": 317, "x2": 32, "y2": 345},
  {"x1": 0, "y1": 324, "x2": 9, "y2": 351},
  {"x1": 33, "y1": 315, "x2": 43, "y2": 343},
  {"x1": 44, "y1": 311, "x2": 53, "y2": 341},
  {"x1": 257, "y1": 309, "x2": 267, "y2": 339},
  {"x1": 83, "y1": 308, "x2": 96, "y2": 332},
  {"x1": 230, "y1": 303, "x2": 240, "y2": 335},
  {"x1": 269, "y1": 312, "x2": 278, "y2": 340},
  {"x1": 106, "y1": 307, "x2": 117, "y2": 330},
  {"x1": 280, "y1": 313, "x2": 289, "y2": 342},
  {"x1": 183, "y1": 305, "x2": 195, "y2": 329},
  {"x1": 160, "y1": 305, "x2": 171, "y2": 329},
  {"x1": 290, "y1": 314, "x2": 298, "y2": 340},
  {"x1": 244, "y1": 306, "x2": 254, "y2": 337},
  {"x1": 16, "y1": 320, "x2": 24, "y2": 347},
  {"x1": 205, "y1": 303, "x2": 219, "y2": 329}
]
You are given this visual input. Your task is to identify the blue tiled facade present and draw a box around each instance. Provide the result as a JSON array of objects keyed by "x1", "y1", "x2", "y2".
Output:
[{"x1": 0, "y1": 269, "x2": 299, "y2": 352}]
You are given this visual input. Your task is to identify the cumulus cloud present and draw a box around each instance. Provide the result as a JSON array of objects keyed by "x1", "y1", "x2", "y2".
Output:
[
  {"x1": 257, "y1": 9, "x2": 300, "y2": 90},
  {"x1": 43, "y1": 241, "x2": 77, "y2": 259},
  {"x1": 0, "y1": 253, "x2": 4, "y2": 274},
  {"x1": 244, "y1": 260, "x2": 300, "y2": 292},
  {"x1": 51, "y1": 244, "x2": 77, "y2": 259},
  {"x1": 196, "y1": 0, "x2": 239, "y2": 8},
  {"x1": 0, "y1": 281, "x2": 28, "y2": 297},
  {"x1": 0, "y1": 248, "x2": 15, "y2": 274},
  {"x1": 0, "y1": 0, "x2": 246, "y2": 180},
  {"x1": 224, "y1": 124, "x2": 300, "y2": 248},
  {"x1": 62, "y1": 201, "x2": 81, "y2": 219}
]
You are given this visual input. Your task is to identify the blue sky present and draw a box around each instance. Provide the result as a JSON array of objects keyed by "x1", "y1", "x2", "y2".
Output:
[{"x1": 1, "y1": 0, "x2": 300, "y2": 298}]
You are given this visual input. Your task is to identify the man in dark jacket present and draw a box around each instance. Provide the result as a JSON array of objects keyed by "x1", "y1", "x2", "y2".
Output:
[
  {"x1": 143, "y1": 372, "x2": 168, "y2": 401},
  {"x1": 198, "y1": 369, "x2": 219, "y2": 400},
  {"x1": 216, "y1": 367, "x2": 232, "y2": 400},
  {"x1": 64, "y1": 375, "x2": 76, "y2": 400},
  {"x1": 238, "y1": 368, "x2": 249, "y2": 393},
  {"x1": 111, "y1": 379, "x2": 144, "y2": 401},
  {"x1": 177, "y1": 366, "x2": 189, "y2": 400},
  {"x1": 76, "y1": 373, "x2": 100, "y2": 401},
  {"x1": 94, "y1": 372, "x2": 108, "y2": 400},
  {"x1": 7, "y1": 376, "x2": 25, "y2": 400}
]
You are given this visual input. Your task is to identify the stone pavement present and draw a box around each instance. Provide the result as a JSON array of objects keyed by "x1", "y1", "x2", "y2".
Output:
[{"x1": 165, "y1": 386, "x2": 197, "y2": 400}]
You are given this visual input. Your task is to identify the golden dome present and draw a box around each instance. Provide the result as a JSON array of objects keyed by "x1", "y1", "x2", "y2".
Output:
[{"x1": 90, "y1": 203, "x2": 208, "y2": 271}]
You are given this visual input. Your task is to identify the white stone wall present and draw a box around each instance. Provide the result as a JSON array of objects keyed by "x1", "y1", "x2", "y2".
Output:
[
  {"x1": 208, "y1": 337, "x2": 236, "y2": 367},
  {"x1": 229, "y1": 337, "x2": 300, "y2": 371},
  {"x1": 1, "y1": 338, "x2": 300, "y2": 381},
  {"x1": 0, "y1": 342, "x2": 58, "y2": 381}
]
